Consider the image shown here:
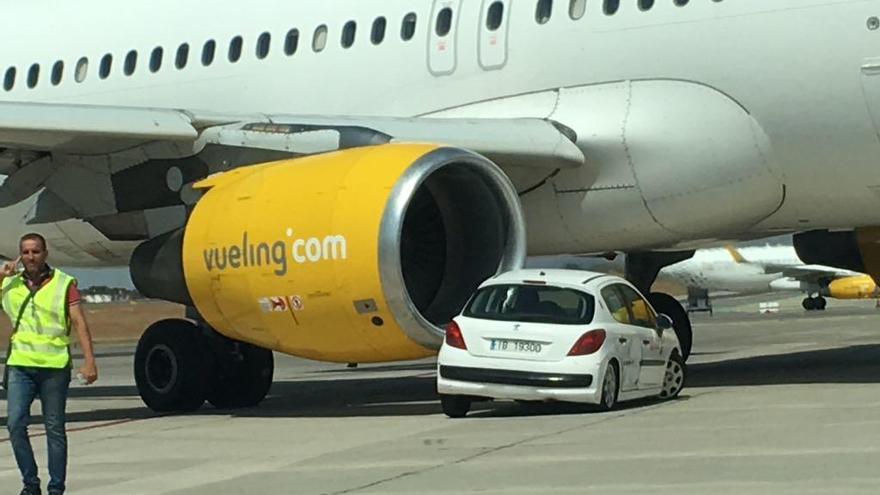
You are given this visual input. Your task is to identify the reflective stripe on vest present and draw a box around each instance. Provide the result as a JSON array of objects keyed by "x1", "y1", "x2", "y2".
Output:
[{"x1": 2, "y1": 270, "x2": 74, "y2": 369}]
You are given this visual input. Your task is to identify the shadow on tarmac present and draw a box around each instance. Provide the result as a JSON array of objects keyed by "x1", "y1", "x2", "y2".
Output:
[{"x1": 1, "y1": 344, "x2": 878, "y2": 425}]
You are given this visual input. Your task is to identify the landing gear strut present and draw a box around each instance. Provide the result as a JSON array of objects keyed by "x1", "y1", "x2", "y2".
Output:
[
  {"x1": 626, "y1": 251, "x2": 695, "y2": 361},
  {"x1": 802, "y1": 296, "x2": 827, "y2": 311},
  {"x1": 134, "y1": 318, "x2": 274, "y2": 412}
]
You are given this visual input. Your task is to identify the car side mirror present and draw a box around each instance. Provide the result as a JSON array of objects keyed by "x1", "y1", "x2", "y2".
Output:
[{"x1": 656, "y1": 314, "x2": 673, "y2": 332}]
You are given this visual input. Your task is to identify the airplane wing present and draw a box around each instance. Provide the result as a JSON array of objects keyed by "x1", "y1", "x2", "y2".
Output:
[{"x1": 767, "y1": 264, "x2": 858, "y2": 282}]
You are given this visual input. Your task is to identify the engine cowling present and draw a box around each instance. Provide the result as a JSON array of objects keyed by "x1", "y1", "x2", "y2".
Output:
[
  {"x1": 823, "y1": 275, "x2": 879, "y2": 300},
  {"x1": 144, "y1": 144, "x2": 525, "y2": 363},
  {"x1": 794, "y1": 228, "x2": 880, "y2": 281}
]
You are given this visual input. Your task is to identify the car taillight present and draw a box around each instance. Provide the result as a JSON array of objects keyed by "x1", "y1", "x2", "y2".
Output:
[
  {"x1": 445, "y1": 321, "x2": 467, "y2": 350},
  {"x1": 568, "y1": 329, "x2": 606, "y2": 356}
]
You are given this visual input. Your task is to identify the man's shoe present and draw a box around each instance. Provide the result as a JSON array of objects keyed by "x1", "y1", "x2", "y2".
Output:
[{"x1": 19, "y1": 486, "x2": 41, "y2": 495}]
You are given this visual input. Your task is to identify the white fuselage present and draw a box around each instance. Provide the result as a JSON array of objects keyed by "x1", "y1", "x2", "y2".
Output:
[{"x1": 2, "y1": 0, "x2": 880, "y2": 265}]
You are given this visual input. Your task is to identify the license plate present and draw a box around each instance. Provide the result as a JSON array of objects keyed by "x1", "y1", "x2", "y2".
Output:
[{"x1": 490, "y1": 339, "x2": 542, "y2": 353}]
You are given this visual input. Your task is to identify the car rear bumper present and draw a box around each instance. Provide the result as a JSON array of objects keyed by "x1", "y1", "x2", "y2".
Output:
[{"x1": 437, "y1": 365, "x2": 602, "y2": 404}]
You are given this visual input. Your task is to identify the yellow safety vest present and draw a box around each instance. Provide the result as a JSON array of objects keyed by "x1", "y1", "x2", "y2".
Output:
[{"x1": 2, "y1": 270, "x2": 75, "y2": 369}]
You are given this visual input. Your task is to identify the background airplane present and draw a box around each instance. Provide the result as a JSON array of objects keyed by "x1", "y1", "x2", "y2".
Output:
[{"x1": 661, "y1": 244, "x2": 880, "y2": 311}]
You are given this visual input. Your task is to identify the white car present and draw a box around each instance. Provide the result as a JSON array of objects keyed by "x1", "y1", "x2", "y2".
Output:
[{"x1": 437, "y1": 269, "x2": 686, "y2": 418}]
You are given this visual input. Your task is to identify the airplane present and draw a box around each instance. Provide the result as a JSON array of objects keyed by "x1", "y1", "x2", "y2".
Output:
[
  {"x1": 2, "y1": 0, "x2": 880, "y2": 411},
  {"x1": 660, "y1": 244, "x2": 880, "y2": 311}
]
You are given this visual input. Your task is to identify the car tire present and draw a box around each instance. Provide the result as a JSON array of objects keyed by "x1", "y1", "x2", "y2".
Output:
[
  {"x1": 659, "y1": 352, "x2": 686, "y2": 400},
  {"x1": 597, "y1": 362, "x2": 619, "y2": 411},
  {"x1": 440, "y1": 395, "x2": 472, "y2": 418}
]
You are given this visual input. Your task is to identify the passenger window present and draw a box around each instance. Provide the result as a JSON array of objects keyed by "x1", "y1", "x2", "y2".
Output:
[
  {"x1": 51, "y1": 61, "x2": 63, "y2": 85},
  {"x1": 638, "y1": 0, "x2": 654, "y2": 10},
  {"x1": 601, "y1": 286, "x2": 631, "y2": 325},
  {"x1": 75, "y1": 57, "x2": 88, "y2": 83},
  {"x1": 342, "y1": 21, "x2": 357, "y2": 48},
  {"x1": 27, "y1": 64, "x2": 39, "y2": 88},
  {"x1": 436, "y1": 8, "x2": 453, "y2": 37},
  {"x1": 487, "y1": 2, "x2": 504, "y2": 31},
  {"x1": 176, "y1": 43, "x2": 190, "y2": 69},
  {"x1": 569, "y1": 0, "x2": 586, "y2": 19},
  {"x1": 3, "y1": 67, "x2": 14, "y2": 91},
  {"x1": 371, "y1": 17, "x2": 386, "y2": 45},
  {"x1": 256, "y1": 32, "x2": 271, "y2": 59},
  {"x1": 124, "y1": 50, "x2": 138, "y2": 75},
  {"x1": 618, "y1": 285, "x2": 656, "y2": 329},
  {"x1": 604, "y1": 0, "x2": 619, "y2": 15},
  {"x1": 150, "y1": 47, "x2": 163, "y2": 73},
  {"x1": 99, "y1": 54, "x2": 112, "y2": 79},
  {"x1": 674, "y1": 0, "x2": 689, "y2": 5},
  {"x1": 401, "y1": 13, "x2": 417, "y2": 41},
  {"x1": 313, "y1": 25, "x2": 328, "y2": 52},
  {"x1": 536, "y1": 0, "x2": 553, "y2": 24},
  {"x1": 284, "y1": 29, "x2": 300, "y2": 55},
  {"x1": 229, "y1": 36, "x2": 243, "y2": 62},
  {"x1": 202, "y1": 40, "x2": 216, "y2": 66}
]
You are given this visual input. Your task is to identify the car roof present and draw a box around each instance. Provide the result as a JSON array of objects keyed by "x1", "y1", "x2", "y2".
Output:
[{"x1": 481, "y1": 269, "x2": 623, "y2": 292}]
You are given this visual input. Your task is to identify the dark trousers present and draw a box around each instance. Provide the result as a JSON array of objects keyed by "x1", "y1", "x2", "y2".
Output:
[{"x1": 6, "y1": 365, "x2": 71, "y2": 493}]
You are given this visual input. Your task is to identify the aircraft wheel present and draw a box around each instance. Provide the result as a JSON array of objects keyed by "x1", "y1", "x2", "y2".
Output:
[
  {"x1": 816, "y1": 297, "x2": 827, "y2": 311},
  {"x1": 649, "y1": 292, "x2": 693, "y2": 361},
  {"x1": 802, "y1": 297, "x2": 812, "y2": 311},
  {"x1": 207, "y1": 343, "x2": 274, "y2": 409},
  {"x1": 134, "y1": 319, "x2": 211, "y2": 412}
]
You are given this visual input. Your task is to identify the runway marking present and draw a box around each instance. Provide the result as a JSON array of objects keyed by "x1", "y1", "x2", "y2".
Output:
[{"x1": 0, "y1": 417, "x2": 153, "y2": 443}]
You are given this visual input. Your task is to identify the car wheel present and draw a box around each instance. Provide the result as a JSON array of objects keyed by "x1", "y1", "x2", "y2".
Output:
[
  {"x1": 659, "y1": 352, "x2": 686, "y2": 400},
  {"x1": 597, "y1": 362, "x2": 619, "y2": 411},
  {"x1": 440, "y1": 395, "x2": 472, "y2": 418}
]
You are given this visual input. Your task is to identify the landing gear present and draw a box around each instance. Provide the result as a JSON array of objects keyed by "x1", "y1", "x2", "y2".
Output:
[
  {"x1": 134, "y1": 319, "x2": 211, "y2": 412},
  {"x1": 802, "y1": 296, "x2": 827, "y2": 311},
  {"x1": 648, "y1": 293, "x2": 693, "y2": 361},
  {"x1": 134, "y1": 318, "x2": 275, "y2": 412}
]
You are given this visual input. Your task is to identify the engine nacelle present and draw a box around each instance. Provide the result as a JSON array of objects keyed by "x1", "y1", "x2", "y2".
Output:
[
  {"x1": 794, "y1": 228, "x2": 880, "y2": 280},
  {"x1": 823, "y1": 275, "x2": 879, "y2": 300},
  {"x1": 174, "y1": 144, "x2": 524, "y2": 363}
]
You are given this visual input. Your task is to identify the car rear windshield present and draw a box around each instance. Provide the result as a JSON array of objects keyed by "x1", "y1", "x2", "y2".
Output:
[{"x1": 463, "y1": 284, "x2": 595, "y2": 324}]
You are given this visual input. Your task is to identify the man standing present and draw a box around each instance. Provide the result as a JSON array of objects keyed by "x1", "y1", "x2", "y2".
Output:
[{"x1": 2, "y1": 233, "x2": 98, "y2": 495}]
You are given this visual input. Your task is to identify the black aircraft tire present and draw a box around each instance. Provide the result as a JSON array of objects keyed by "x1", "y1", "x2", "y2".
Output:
[
  {"x1": 134, "y1": 319, "x2": 211, "y2": 412},
  {"x1": 649, "y1": 293, "x2": 693, "y2": 361},
  {"x1": 207, "y1": 343, "x2": 274, "y2": 409}
]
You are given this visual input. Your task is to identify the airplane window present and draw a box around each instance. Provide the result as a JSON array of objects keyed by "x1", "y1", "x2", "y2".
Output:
[
  {"x1": 51, "y1": 61, "x2": 63, "y2": 85},
  {"x1": 202, "y1": 40, "x2": 216, "y2": 66},
  {"x1": 569, "y1": 0, "x2": 586, "y2": 19},
  {"x1": 150, "y1": 47, "x2": 164, "y2": 73},
  {"x1": 256, "y1": 32, "x2": 271, "y2": 59},
  {"x1": 401, "y1": 13, "x2": 417, "y2": 41},
  {"x1": 639, "y1": 0, "x2": 654, "y2": 10},
  {"x1": 75, "y1": 57, "x2": 88, "y2": 83},
  {"x1": 99, "y1": 54, "x2": 112, "y2": 79},
  {"x1": 229, "y1": 36, "x2": 243, "y2": 63},
  {"x1": 342, "y1": 21, "x2": 356, "y2": 48},
  {"x1": 284, "y1": 29, "x2": 300, "y2": 55},
  {"x1": 371, "y1": 17, "x2": 386, "y2": 45},
  {"x1": 176, "y1": 43, "x2": 190, "y2": 69},
  {"x1": 27, "y1": 64, "x2": 39, "y2": 89},
  {"x1": 124, "y1": 50, "x2": 137, "y2": 75},
  {"x1": 487, "y1": 2, "x2": 504, "y2": 31},
  {"x1": 436, "y1": 7, "x2": 453, "y2": 37},
  {"x1": 313, "y1": 25, "x2": 328, "y2": 52},
  {"x1": 3, "y1": 67, "x2": 15, "y2": 91},
  {"x1": 604, "y1": 0, "x2": 619, "y2": 15},
  {"x1": 536, "y1": 0, "x2": 553, "y2": 24},
  {"x1": 674, "y1": 0, "x2": 689, "y2": 5}
]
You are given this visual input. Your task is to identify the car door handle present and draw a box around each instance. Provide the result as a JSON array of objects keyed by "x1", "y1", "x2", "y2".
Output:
[
  {"x1": 618, "y1": 338, "x2": 628, "y2": 344},
  {"x1": 642, "y1": 340, "x2": 651, "y2": 345}
]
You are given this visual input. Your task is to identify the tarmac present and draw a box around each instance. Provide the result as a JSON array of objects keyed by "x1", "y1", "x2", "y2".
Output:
[{"x1": 1, "y1": 294, "x2": 878, "y2": 494}]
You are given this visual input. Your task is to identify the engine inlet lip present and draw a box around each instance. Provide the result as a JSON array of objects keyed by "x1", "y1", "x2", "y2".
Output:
[{"x1": 378, "y1": 146, "x2": 526, "y2": 350}]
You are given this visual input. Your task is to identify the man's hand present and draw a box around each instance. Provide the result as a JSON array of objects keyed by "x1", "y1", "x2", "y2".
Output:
[
  {"x1": 1, "y1": 257, "x2": 20, "y2": 278},
  {"x1": 79, "y1": 361, "x2": 98, "y2": 384}
]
